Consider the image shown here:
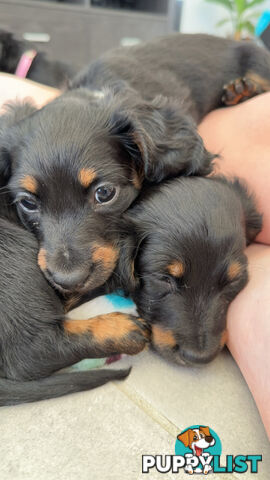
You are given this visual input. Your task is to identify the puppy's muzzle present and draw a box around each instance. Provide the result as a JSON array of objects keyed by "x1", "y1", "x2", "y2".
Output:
[
  {"x1": 48, "y1": 268, "x2": 89, "y2": 291},
  {"x1": 179, "y1": 345, "x2": 221, "y2": 365}
]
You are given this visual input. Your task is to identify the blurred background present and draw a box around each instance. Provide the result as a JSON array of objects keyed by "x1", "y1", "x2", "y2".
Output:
[{"x1": 1, "y1": 0, "x2": 270, "y2": 71}]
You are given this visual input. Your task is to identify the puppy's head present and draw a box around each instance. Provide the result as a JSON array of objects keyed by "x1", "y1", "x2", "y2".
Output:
[
  {"x1": 0, "y1": 88, "x2": 214, "y2": 293},
  {"x1": 0, "y1": 30, "x2": 21, "y2": 72},
  {"x1": 124, "y1": 176, "x2": 262, "y2": 366}
]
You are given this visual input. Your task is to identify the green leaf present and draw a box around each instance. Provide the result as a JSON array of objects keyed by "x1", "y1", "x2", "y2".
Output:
[
  {"x1": 216, "y1": 17, "x2": 232, "y2": 26},
  {"x1": 205, "y1": 0, "x2": 234, "y2": 12},
  {"x1": 238, "y1": 19, "x2": 256, "y2": 33},
  {"x1": 235, "y1": 0, "x2": 246, "y2": 15}
]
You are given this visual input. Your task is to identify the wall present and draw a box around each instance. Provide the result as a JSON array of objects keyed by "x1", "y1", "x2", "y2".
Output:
[{"x1": 180, "y1": 0, "x2": 270, "y2": 37}]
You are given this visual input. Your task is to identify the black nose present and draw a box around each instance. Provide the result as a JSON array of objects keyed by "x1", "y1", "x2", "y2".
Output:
[
  {"x1": 180, "y1": 346, "x2": 219, "y2": 365},
  {"x1": 50, "y1": 269, "x2": 89, "y2": 290}
]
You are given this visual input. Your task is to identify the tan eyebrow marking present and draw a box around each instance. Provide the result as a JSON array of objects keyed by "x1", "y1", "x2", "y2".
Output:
[
  {"x1": 167, "y1": 261, "x2": 185, "y2": 277},
  {"x1": 20, "y1": 175, "x2": 38, "y2": 194},
  {"x1": 37, "y1": 248, "x2": 47, "y2": 271},
  {"x1": 228, "y1": 261, "x2": 242, "y2": 280},
  {"x1": 78, "y1": 168, "x2": 96, "y2": 188}
]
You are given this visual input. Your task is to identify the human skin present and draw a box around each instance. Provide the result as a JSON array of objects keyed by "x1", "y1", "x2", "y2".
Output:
[
  {"x1": 0, "y1": 74, "x2": 269, "y2": 436},
  {"x1": 199, "y1": 96, "x2": 270, "y2": 438},
  {"x1": 0, "y1": 73, "x2": 59, "y2": 114},
  {"x1": 199, "y1": 92, "x2": 270, "y2": 245}
]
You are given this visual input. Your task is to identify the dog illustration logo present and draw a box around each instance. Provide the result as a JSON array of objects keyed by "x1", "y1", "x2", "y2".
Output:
[
  {"x1": 143, "y1": 425, "x2": 262, "y2": 475},
  {"x1": 176, "y1": 425, "x2": 220, "y2": 475}
]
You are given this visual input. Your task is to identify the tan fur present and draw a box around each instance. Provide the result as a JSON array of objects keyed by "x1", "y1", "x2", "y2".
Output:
[
  {"x1": 228, "y1": 261, "x2": 242, "y2": 280},
  {"x1": 78, "y1": 168, "x2": 96, "y2": 188},
  {"x1": 247, "y1": 71, "x2": 270, "y2": 92},
  {"x1": 37, "y1": 248, "x2": 47, "y2": 271},
  {"x1": 167, "y1": 261, "x2": 185, "y2": 277},
  {"x1": 92, "y1": 244, "x2": 119, "y2": 271},
  {"x1": 20, "y1": 175, "x2": 38, "y2": 194},
  {"x1": 64, "y1": 313, "x2": 147, "y2": 342},
  {"x1": 152, "y1": 325, "x2": 177, "y2": 348}
]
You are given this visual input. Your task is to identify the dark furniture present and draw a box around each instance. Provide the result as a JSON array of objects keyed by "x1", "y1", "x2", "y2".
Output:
[{"x1": 0, "y1": 0, "x2": 181, "y2": 68}]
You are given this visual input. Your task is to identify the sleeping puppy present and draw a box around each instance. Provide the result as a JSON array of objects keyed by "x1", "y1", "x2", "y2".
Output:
[
  {"x1": 1, "y1": 33, "x2": 270, "y2": 297},
  {"x1": 0, "y1": 192, "x2": 148, "y2": 406},
  {"x1": 122, "y1": 176, "x2": 262, "y2": 365},
  {"x1": 0, "y1": 29, "x2": 74, "y2": 88}
]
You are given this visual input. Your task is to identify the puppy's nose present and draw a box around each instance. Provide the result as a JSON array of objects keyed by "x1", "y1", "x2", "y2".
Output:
[
  {"x1": 50, "y1": 269, "x2": 89, "y2": 290},
  {"x1": 180, "y1": 346, "x2": 219, "y2": 365}
]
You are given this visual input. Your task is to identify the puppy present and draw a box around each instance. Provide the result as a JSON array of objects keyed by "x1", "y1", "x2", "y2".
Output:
[
  {"x1": 1, "y1": 33, "x2": 269, "y2": 297},
  {"x1": 0, "y1": 192, "x2": 149, "y2": 406},
  {"x1": 0, "y1": 29, "x2": 74, "y2": 88},
  {"x1": 122, "y1": 176, "x2": 262, "y2": 365}
]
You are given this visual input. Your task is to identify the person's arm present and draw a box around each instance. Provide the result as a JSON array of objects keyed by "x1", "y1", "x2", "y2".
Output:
[
  {"x1": 199, "y1": 92, "x2": 270, "y2": 244},
  {"x1": 0, "y1": 73, "x2": 60, "y2": 114},
  {"x1": 199, "y1": 95, "x2": 270, "y2": 437}
]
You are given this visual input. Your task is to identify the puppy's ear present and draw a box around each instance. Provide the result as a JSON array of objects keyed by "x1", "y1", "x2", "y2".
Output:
[
  {"x1": 177, "y1": 429, "x2": 194, "y2": 447},
  {"x1": 232, "y1": 178, "x2": 263, "y2": 244},
  {"x1": 0, "y1": 100, "x2": 37, "y2": 184},
  {"x1": 110, "y1": 95, "x2": 215, "y2": 184},
  {"x1": 117, "y1": 234, "x2": 140, "y2": 293}
]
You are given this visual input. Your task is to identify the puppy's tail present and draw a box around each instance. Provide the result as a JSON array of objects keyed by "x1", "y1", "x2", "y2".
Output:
[{"x1": 0, "y1": 367, "x2": 131, "y2": 406}]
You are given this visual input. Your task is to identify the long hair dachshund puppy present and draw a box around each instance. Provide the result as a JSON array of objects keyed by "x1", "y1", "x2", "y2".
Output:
[
  {"x1": 1, "y1": 34, "x2": 270, "y2": 297},
  {"x1": 122, "y1": 176, "x2": 262, "y2": 366},
  {"x1": 0, "y1": 193, "x2": 148, "y2": 406}
]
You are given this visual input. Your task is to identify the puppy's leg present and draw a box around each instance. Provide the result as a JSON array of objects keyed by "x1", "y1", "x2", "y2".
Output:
[
  {"x1": 63, "y1": 312, "x2": 150, "y2": 357},
  {"x1": 5, "y1": 313, "x2": 149, "y2": 382},
  {"x1": 222, "y1": 73, "x2": 270, "y2": 106}
]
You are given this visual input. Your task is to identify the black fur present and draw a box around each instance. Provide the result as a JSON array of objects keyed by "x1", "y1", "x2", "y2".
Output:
[
  {"x1": 0, "y1": 29, "x2": 74, "y2": 88},
  {"x1": 2, "y1": 33, "x2": 270, "y2": 294},
  {"x1": 0, "y1": 195, "x2": 148, "y2": 406},
  {"x1": 121, "y1": 176, "x2": 262, "y2": 366}
]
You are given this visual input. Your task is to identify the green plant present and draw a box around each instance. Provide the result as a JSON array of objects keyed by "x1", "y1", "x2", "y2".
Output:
[{"x1": 205, "y1": 0, "x2": 266, "y2": 39}]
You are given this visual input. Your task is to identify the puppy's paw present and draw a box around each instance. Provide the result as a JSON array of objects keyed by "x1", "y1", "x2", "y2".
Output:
[
  {"x1": 64, "y1": 312, "x2": 150, "y2": 356},
  {"x1": 222, "y1": 77, "x2": 263, "y2": 106},
  {"x1": 122, "y1": 315, "x2": 150, "y2": 355}
]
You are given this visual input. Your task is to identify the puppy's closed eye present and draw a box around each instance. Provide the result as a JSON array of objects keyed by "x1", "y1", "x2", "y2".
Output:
[{"x1": 147, "y1": 274, "x2": 178, "y2": 299}]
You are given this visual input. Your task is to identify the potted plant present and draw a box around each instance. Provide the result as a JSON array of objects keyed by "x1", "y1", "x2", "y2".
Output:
[{"x1": 205, "y1": 0, "x2": 266, "y2": 39}]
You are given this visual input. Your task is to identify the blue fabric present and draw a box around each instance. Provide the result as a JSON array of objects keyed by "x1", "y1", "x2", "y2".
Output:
[
  {"x1": 256, "y1": 11, "x2": 270, "y2": 37},
  {"x1": 106, "y1": 290, "x2": 135, "y2": 309}
]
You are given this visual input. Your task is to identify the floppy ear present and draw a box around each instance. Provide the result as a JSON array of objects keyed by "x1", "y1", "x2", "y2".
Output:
[
  {"x1": 0, "y1": 100, "x2": 37, "y2": 184},
  {"x1": 199, "y1": 426, "x2": 211, "y2": 437},
  {"x1": 231, "y1": 178, "x2": 263, "y2": 245},
  {"x1": 177, "y1": 429, "x2": 194, "y2": 447},
  {"x1": 116, "y1": 234, "x2": 140, "y2": 293},
  {"x1": 110, "y1": 95, "x2": 215, "y2": 184}
]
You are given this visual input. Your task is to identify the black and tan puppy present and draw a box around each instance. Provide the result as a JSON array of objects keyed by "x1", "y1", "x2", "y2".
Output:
[
  {"x1": 0, "y1": 191, "x2": 149, "y2": 406},
  {"x1": 1, "y1": 34, "x2": 269, "y2": 297},
  {"x1": 0, "y1": 29, "x2": 74, "y2": 88},
  {"x1": 122, "y1": 176, "x2": 262, "y2": 366}
]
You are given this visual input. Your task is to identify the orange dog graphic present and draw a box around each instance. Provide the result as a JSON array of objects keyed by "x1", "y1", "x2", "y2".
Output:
[{"x1": 178, "y1": 426, "x2": 215, "y2": 474}]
